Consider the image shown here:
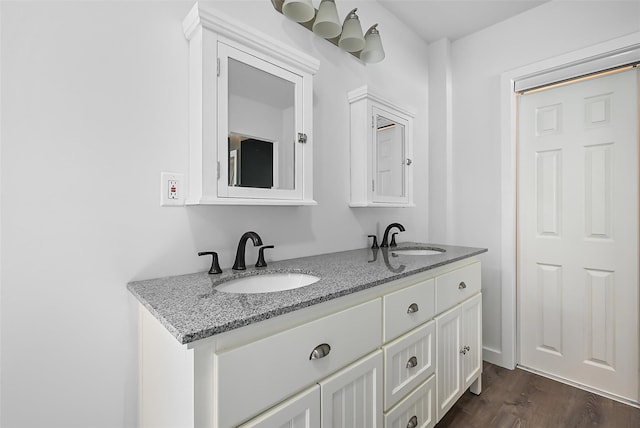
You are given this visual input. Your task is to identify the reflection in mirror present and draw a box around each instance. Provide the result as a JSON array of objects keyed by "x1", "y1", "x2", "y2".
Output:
[
  {"x1": 227, "y1": 58, "x2": 295, "y2": 190},
  {"x1": 375, "y1": 115, "x2": 405, "y2": 198},
  {"x1": 228, "y1": 133, "x2": 278, "y2": 188}
]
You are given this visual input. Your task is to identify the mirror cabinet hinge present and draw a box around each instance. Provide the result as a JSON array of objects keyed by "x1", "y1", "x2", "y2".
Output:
[
  {"x1": 217, "y1": 58, "x2": 220, "y2": 77},
  {"x1": 217, "y1": 161, "x2": 220, "y2": 179},
  {"x1": 372, "y1": 180, "x2": 375, "y2": 192}
]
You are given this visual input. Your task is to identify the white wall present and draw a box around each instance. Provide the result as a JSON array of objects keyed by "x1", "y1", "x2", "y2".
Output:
[
  {"x1": 443, "y1": 0, "x2": 640, "y2": 366},
  {"x1": 0, "y1": 1, "x2": 428, "y2": 426}
]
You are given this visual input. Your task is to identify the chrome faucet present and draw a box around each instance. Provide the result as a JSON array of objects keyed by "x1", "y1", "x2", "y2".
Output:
[
  {"x1": 381, "y1": 223, "x2": 405, "y2": 247},
  {"x1": 232, "y1": 231, "x2": 263, "y2": 270}
]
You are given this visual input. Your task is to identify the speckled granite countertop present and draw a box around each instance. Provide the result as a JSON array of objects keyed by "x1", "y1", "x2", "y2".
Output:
[{"x1": 127, "y1": 243, "x2": 487, "y2": 344}]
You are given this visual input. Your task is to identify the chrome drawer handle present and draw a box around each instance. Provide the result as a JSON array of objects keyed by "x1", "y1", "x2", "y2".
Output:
[
  {"x1": 407, "y1": 415, "x2": 418, "y2": 428},
  {"x1": 407, "y1": 303, "x2": 419, "y2": 314},
  {"x1": 309, "y1": 343, "x2": 331, "y2": 360},
  {"x1": 406, "y1": 356, "x2": 418, "y2": 369},
  {"x1": 458, "y1": 281, "x2": 467, "y2": 290}
]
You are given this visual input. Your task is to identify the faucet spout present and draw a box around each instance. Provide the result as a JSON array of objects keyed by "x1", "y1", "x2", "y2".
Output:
[
  {"x1": 232, "y1": 231, "x2": 263, "y2": 270},
  {"x1": 381, "y1": 223, "x2": 405, "y2": 247}
]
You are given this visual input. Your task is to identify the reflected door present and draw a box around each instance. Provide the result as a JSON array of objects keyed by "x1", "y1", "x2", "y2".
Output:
[
  {"x1": 518, "y1": 68, "x2": 638, "y2": 401},
  {"x1": 372, "y1": 107, "x2": 408, "y2": 204}
]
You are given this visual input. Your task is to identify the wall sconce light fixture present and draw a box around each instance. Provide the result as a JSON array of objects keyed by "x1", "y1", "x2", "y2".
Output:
[{"x1": 271, "y1": 0, "x2": 385, "y2": 64}]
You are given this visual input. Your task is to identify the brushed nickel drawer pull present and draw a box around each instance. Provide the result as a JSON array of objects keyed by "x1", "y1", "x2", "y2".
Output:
[
  {"x1": 309, "y1": 343, "x2": 331, "y2": 360},
  {"x1": 459, "y1": 281, "x2": 467, "y2": 290},
  {"x1": 407, "y1": 415, "x2": 418, "y2": 428},
  {"x1": 407, "y1": 303, "x2": 419, "y2": 313},
  {"x1": 406, "y1": 356, "x2": 418, "y2": 369}
]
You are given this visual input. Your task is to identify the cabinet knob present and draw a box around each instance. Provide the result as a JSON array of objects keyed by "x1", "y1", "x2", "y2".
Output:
[
  {"x1": 405, "y1": 158, "x2": 413, "y2": 166},
  {"x1": 407, "y1": 415, "x2": 418, "y2": 428},
  {"x1": 309, "y1": 343, "x2": 331, "y2": 360},
  {"x1": 460, "y1": 347, "x2": 467, "y2": 355},
  {"x1": 458, "y1": 281, "x2": 467, "y2": 290},
  {"x1": 406, "y1": 356, "x2": 418, "y2": 369},
  {"x1": 297, "y1": 133, "x2": 307, "y2": 144},
  {"x1": 407, "y1": 303, "x2": 419, "y2": 314}
]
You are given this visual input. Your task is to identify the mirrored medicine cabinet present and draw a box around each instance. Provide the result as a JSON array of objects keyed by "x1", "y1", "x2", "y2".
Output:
[
  {"x1": 183, "y1": 4, "x2": 319, "y2": 205},
  {"x1": 348, "y1": 86, "x2": 416, "y2": 207}
]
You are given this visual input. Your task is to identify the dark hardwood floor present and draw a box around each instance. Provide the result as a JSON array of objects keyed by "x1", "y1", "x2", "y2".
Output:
[{"x1": 436, "y1": 362, "x2": 640, "y2": 428}]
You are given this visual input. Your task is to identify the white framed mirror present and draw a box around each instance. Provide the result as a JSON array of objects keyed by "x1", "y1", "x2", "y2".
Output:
[
  {"x1": 348, "y1": 86, "x2": 415, "y2": 207},
  {"x1": 183, "y1": 4, "x2": 319, "y2": 205}
]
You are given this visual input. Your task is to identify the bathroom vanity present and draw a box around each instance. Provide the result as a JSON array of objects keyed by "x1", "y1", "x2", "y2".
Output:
[{"x1": 128, "y1": 244, "x2": 486, "y2": 427}]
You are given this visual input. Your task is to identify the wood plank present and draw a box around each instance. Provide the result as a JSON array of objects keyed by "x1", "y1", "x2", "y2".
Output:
[{"x1": 436, "y1": 362, "x2": 640, "y2": 428}]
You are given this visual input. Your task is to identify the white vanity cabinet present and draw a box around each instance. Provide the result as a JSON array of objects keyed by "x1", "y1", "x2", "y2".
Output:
[
  {"x1": 348, "y1": 86, "x2": 416, "y2": 207},
  {"x1": 435, "y1": 264, "x2": 483, "y2": 421},
  {"x1": 137, "y1": 259, "x2": 483, "y2": 428},
  {"x1": 183, "y1": 4, "x2": 319, "y2": 206}
]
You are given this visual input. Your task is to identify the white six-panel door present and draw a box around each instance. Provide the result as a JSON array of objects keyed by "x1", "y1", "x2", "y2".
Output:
[{"x1": 518, "y1": 67, "x2": 639, "y2": 401}]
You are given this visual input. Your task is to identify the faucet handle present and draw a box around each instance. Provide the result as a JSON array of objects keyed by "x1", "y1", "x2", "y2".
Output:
[
  {"x1": 256, "y1": 245, "x2": 274, "y2": 268},
  {"x1": 390, "y1": 232, "x2": 398, "y2": 247},
  {"x1": 198, "y1": 251, "x2": 222, "y2": 274},
  {"x1": 368, "y1": 234, "x2": 379, "y2": 249}
]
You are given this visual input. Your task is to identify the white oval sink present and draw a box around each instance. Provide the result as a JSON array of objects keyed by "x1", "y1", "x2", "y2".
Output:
[
  {"x1": 391, "y1": 249, "x2": 445, "y2": 256},
  {"x1": 215, "y1": 273, "x2": 320, "y2": 294}
]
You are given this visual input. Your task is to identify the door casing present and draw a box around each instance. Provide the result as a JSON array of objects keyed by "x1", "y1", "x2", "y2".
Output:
[{"x1": 497, "y1": 32, "x2": 640, "y2": 377}]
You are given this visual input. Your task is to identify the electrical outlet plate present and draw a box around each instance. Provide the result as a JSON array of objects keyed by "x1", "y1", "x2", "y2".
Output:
[{"x1": 160, "y1": 172, "x2": 185, "y2": 206}]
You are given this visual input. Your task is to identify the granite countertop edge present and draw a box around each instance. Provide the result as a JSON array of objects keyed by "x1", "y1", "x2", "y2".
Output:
[{"x1": 128, "y1": 243, "x2": 488, "y2": 345}]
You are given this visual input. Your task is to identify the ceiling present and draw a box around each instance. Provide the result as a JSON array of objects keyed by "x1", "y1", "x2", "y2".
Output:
[{"x1": 377, "y1": 0, "x2": 550, "y2": 44}]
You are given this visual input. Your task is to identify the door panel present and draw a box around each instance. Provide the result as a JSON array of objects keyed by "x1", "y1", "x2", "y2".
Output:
[{"x1": 518, "y1": 68, "x2": 638, "y2": 401}]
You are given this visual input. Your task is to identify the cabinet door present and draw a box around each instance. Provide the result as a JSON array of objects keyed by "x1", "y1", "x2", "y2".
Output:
[
  {"x1": 461, "y1": 294, "x2": 482, "y2": 390},
  {"x1": 372, "y1": 106, "x2": 410, "y2": 205},
  {"x1": 319, "y1": 351, "x2": 382, "y2": 428},
  {"x1": 435, "y1": 305, "x2": 462, "y2": 421},
  {"x1": 239, "y1": 385, "x2": 320, "y2": 428},
  {"x1": 217, "y1": 41, "x2": 306, "y2": 201}
]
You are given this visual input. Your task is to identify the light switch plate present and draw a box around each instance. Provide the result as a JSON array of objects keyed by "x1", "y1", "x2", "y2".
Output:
[{"x1": 160, "y1": 172, "x2": 185, "y2": 206}]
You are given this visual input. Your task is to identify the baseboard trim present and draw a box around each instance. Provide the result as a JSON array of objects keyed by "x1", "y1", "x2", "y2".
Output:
[
  {"x1": 517, "y1": 364, "x2": 640, "y2": 409},
  {"x1": 482, "y1": 346, "x2": 514, "y2": 369}
]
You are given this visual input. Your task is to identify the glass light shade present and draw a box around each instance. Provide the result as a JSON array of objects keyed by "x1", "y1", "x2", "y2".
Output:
[
  {"x1": 360, "y1": 25, "x2": 385, "y2": 63},
  {"x1": 312, "y1": 0, "x2": 341, "y2": 39},
  {"x1": 282, "y1": 0, "x2": 315, "y2": 23},
  {"x1": 338, "y1": 8, "x2": 365, "y2": 52}
]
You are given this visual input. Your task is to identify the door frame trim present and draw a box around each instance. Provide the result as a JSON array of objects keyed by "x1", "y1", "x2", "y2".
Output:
[{"x1": 498, "y1": 32, "x2": 640, "y2": 370}]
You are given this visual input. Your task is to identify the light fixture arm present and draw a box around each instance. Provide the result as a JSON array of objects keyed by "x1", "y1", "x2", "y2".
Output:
[
  {"x1": 343, "y1": 8, "x2": 358, "y2": 25},
  {"x1": 365, "y1": 24, "x2": 379, "y2": 36}
]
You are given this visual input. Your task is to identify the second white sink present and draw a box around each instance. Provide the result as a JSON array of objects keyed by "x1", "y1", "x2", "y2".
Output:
[
  {"x1": 215, "y1": 272, "x2": 320, "y2": 294},
  {"x1": 391, "y1": 248, "x2": 445, "y2": 256}
]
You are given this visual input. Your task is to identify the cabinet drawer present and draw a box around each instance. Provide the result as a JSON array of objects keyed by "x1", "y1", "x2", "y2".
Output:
[
  {"x1": 384, "y1": 375, "x2": 436, "y2": 428},
  {"x1": 383, "y1": 278, "x2": 435, "y2": 341},
  {"x1": 383, "y1": 321, "x2": 435, "y2": 410},
  {"x1": 214, "y1": 299, "x2": 382, "y2": 428},
  {"x1": 435, "y1": 262, "x2": 481, "y2": 314}
]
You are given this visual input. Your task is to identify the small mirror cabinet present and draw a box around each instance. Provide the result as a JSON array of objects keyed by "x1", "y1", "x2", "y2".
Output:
[
  {"x1": 348, "y1": 86, "x2": 416, "y2": 207},
  {"x1": 183, "y1": 4, "x2": 319, "y2": 205}
]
